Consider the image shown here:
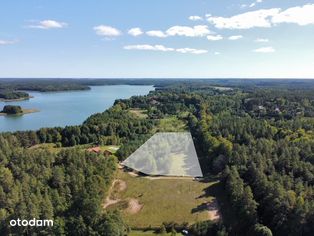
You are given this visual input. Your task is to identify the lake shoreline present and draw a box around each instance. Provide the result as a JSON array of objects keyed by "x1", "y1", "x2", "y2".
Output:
[
  {"x1": 0, "y1": 85, "x2": 154, "y2": 132},
  {"x1": 0, "y1": 96, "x2": 34, "y2": 102}
]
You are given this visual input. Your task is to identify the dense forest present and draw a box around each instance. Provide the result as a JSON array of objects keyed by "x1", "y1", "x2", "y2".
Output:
[
  {"x1": 105, "y1": 83, "x2": 314, "y2": 235},
  {"x1": 0, "y1": 136, "x2": 128, "y2": 235},
  {"x1": 188, "y1": 88, "x2": 314, "y2": 235},
  {"x1": 1, "y1": 79, "x2": 314, "y2": 235}
]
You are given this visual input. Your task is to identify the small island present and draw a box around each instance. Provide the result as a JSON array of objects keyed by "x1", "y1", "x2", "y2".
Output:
[{"x1": 0, "y1": 105, "x2": 39, "y2": 116}]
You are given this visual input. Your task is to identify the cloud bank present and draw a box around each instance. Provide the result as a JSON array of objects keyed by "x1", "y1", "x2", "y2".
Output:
[
  {"x1": 124, "y1": 44, "x2": 207, "y2": 54},
  {"x1": 207, "y1": 4, "x2": 314, "y2": 29}
]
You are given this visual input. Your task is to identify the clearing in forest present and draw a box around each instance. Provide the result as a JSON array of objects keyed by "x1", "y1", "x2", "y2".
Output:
[
  {"x1": 129, "y1": 108, "x2": 148, "y2": 118},
  {"x1": 154, "y1": 115, "x2": 188, "y2": 132},
  {"x1": 122, "y1": 132, "x2": 203, "y2": 177}
]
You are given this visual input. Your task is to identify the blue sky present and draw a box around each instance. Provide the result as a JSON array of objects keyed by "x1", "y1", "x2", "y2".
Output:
[{"x1": 0, "y1": 0, "x2": 314, "y2": 78}]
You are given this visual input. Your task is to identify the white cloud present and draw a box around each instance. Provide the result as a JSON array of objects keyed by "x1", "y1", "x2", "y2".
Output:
[
  {"x1": 255, "y1": 38, "x2": 269, "y2": 42},
  {"x1": 272, "y1": 4, "x2": 314, "y2": 26},
  {"x1": 214, "y1": 52, "x2": 221, "y2": 55},
  {"x1": 128, "y1": 27, "x2": 143, "y2": 36},
  {"x1": 207, "y1": 8, "x2": 280, "y2": 29},
  {"x1": 124, "y1": 44, "x2": 207, "y2": 54},
  {"x1": 93, "y1": 25, "x2": 121, "y2": 37},
  {"x1": 189, "y1": 16, "x2": 203, "y2": 21},
  {"x1": 0, "y1": 39, "x2": 17, "y2": 45},
  {"x1": 176, "y1": 48, "x2": 208, "y2": 54},
  {"x1": 146, "y1": 30, "x2": 168, "y2": 38},
  {"x1": 228, "y1": 35, "x2": 243, "y2": 40},
  {"x1": 124, "y1": 44, "x2": 174, "y2": 52},
  {"x1": 145, "y1": 25, "x2": 215, "y2": 38},
  {"x1": 247, "y1": 0, "x2": 263, "y2": 8},
  {"x1": 166, "y1": 25, "x2": 212, "y2": 37},
  {"x1": 208, "y1": 4, "x2": 314, "y2": 29},
  {"x1": 29, "y1": 20, "x2": 67, "y2": 29},
  {"x1": 253, "y1": 47, "x2": 275, "y2": 53},
  {"x1": 207, "y1": 35, "x2": 223, "y2": 41}
]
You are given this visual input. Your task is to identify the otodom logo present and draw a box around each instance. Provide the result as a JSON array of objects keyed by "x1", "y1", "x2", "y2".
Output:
[{"x1": 10, "y1": 218, "x2": 53, "y2": 227}]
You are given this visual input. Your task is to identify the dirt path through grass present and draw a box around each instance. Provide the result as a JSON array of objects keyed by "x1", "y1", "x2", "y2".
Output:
[
  {"x1": 126, "y1": 198, "x2": 143, "y2": 214},
  {"x1": 103, "y1": 179, "x2": 126, "y2": 209},
  {"x1": 207, "y1": 199, "x2": 220, "y2": 221}
]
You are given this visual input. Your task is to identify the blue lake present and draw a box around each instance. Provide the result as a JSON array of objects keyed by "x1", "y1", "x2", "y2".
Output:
[{"x1": 0, "y1": 85, "x2": 153, "y2": 132}]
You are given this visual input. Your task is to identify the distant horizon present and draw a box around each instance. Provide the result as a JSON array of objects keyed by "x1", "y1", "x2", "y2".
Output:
[{"x1": 1, "y1": 78, "x2": 314, "y2": 80}]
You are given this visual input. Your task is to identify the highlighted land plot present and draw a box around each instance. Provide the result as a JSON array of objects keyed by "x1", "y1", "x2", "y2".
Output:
[{"x1": 122, "y1": 132, "x2": 203, "y2": 177}]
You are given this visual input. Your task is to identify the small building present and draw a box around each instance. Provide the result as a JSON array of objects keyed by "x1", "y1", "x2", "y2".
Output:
[{"x1": 87, "y1": 146, "x2": 101, "y2": 154}]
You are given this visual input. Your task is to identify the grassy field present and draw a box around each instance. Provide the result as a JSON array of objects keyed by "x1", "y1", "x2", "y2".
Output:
[
  {"x1": 107, "y1": 169, "x2": 219, "y2": 228},
  {"x1": 154, "y1": 116, "x2": 188, "y2": 132},
  {"x1": 98, "y1": 145, "x2": 120, "y2": 153},
  {"x1": 129, "y1": 230, "x2": 181, "y2": 236},
  {"x1": 129, "y1": 108, "x2": 148, "y2": 119},
  {"x1": 28, "y1": 143, "x2": 61, "y2": 153}
]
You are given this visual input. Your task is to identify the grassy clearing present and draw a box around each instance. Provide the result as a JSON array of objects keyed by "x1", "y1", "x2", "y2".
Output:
[
  {"x1": 29, "y1": 143, "x2": 90, "y2": 152},
  {"x1": 99, "y1": 145, "x2": 120, "y2": 153},
  {"x1": 129, "y1": 230, "x2": 181, "y2": 236},
  {"x1": 129, "y1": 108, "x2": 148, "y2": 119},
  {"x1": 108, "y1": 169, "x2": 218, "y2": 228},
  {"x1": 28, "y1": 143, "x2": 60, "y2": 153},
  {"x1": 154, "y1": 116, "x2": 187, "y2": 132},
  {"x1": 29, "y1": 143, "x2": 119, "y2": 155}
]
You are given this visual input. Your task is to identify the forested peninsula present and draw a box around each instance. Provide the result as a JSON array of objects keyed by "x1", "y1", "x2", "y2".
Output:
[{"x1": 0, "y1": 90, "x2": 31, "y2": 102}]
